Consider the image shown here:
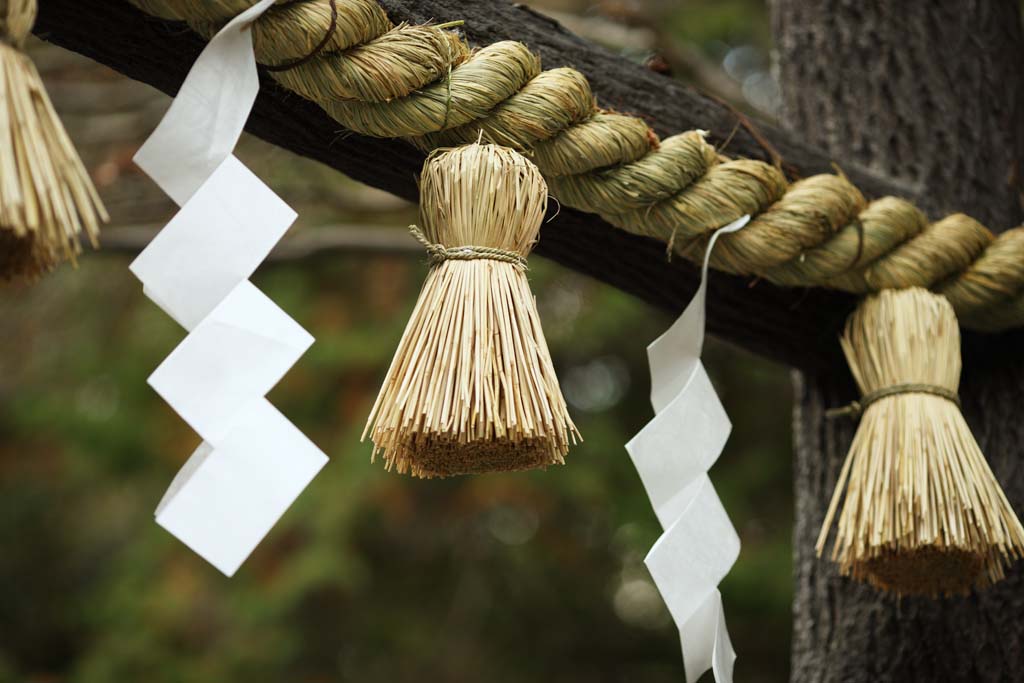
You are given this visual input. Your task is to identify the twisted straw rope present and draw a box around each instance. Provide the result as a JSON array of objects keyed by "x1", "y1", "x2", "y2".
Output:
[{"x1": 127, "y1": 0, "x2": 1024, "y2": 331}]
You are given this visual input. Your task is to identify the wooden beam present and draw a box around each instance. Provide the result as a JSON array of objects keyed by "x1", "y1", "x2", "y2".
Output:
[
  {"x1": 98, "y1": 224, "x2": 424, "y2": 259},
  {"x1": 35, "y1": 0, "x2": 932, "y2": 372}
]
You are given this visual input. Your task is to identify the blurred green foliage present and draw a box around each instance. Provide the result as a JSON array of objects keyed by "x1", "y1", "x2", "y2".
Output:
[
  {"x1": 663, "y1": 0, "x2": 772, "y2": 50},
  {"x1": 0, "y1": 235, "x2": 793, "y2": 682},
  {"x1": 1, "y1": 2, "x2": 796, "y2": 680}
]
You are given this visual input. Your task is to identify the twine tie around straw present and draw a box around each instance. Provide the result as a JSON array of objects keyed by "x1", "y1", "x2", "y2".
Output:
[
  {"x1": 825, "y1": 382, "x2": 961, "y2": 419},
  {"x1": 408, "y1": 225, "x2": 528, "y2": 270}
]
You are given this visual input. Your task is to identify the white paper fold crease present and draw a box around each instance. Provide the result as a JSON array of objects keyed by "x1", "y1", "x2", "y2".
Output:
[
  {"x1": 626, "y1": 215, "x2": 749, "y2": 682},
  {"x1": 130, "y1": 0, "x2": 327, "y2": 576}
]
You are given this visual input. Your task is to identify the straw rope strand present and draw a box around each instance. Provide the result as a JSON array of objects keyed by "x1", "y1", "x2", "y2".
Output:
[{"x1": 126, "y1": 0, "x2": 1024, "y2": 331}]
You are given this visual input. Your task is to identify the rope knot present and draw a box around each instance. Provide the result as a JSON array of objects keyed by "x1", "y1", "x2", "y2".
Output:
[{"x1": 409, "y1": 225, "x2": 528, "y2": 270}]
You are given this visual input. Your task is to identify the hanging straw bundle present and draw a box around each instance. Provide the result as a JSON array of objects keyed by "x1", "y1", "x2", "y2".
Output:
[
  {"x1": 817, "y1": 287, "x2": 1024, "y2": 596},
  {"x1": 0, "y1": 0, "x2": 106, "y2": 279},
  {"x1": 363, "y1": 143, "x2": 580, "y2": 478}
]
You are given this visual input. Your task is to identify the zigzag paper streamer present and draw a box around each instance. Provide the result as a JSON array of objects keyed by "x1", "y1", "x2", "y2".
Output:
[
  {"x1": 626, "y1": 215, "x2": 750, "y2": 683},
  {"x1": 129, "y1": 0, "x2": 326, "y2": 576}
]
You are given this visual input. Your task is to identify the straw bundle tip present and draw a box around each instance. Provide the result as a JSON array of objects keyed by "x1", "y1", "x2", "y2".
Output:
[
  {"x1": 0, "y1": 2, "x2": 106, "y2": 281},
  {"x1": 364, "y1": 143, "x2": 578, "y2": 478},
  {"x1": 856, "y1": 546, "x2": 985, "y2": 597},
  {"x1": 818, "y1": 287, "x2": 1024, "y2": 596}
]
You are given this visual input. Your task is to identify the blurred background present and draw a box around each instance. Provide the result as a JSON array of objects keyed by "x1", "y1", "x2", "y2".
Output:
[{"x1": 0, "y1": 1, "x2": 795, "y2": 681}]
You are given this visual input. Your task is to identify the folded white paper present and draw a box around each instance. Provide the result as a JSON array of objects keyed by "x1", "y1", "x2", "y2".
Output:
[
  {"x1": 134, "y1": 0, "x2": 277, "y2": 204},
  {"x1": 645, "y1": 474, "x2": 740, "y2": 627},
  {"x1": 155, "y1": 399, "x2": 327, "y2": 576},
  {"x1": 679, "y1": 589, "x2": 735, "y2": 683},
  {"x1": 131, "y1": 0, "x2": 327, "y2": 576},
  {"x1": 626, "y1": 364, "x2": 730, "y2": 529},
  {"x1": 148, "y1": 281, "x2": 313, "y2": 445},
  {"x1": 627, "y1": 215, "x2": 749, "y2": 683},
  {"x1": 130, "y1": 156, "x2": 296, "y2": 331}
]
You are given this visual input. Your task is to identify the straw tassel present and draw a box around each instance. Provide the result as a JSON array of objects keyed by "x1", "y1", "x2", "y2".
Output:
[
  {"x1": 817, "y1": 287, "x2": 1024, "y2": 596},
  {"x1": 363, "y1": 142, "x2": 580, "y2": 478},
  {"x1": 0, "y1": 0, "x2": 107, "y2": 280}
]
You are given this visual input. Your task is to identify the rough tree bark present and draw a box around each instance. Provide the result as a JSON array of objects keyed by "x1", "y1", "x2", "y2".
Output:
[{"x1": 771, "y1": 1, "x2": 1024, "y2": 681}]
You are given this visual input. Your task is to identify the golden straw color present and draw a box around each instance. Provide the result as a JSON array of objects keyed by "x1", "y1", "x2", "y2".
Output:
[
  {"x1": 362, "y1": 143, "x2": 580, "y2": 478},
  {"x1": 817, "y1": 288, "x2": 1024, "y2": 596},
  {"x1": 126, "y1": 0, "x2": 1024, "y2": 330},
  {"x1": 0, "y1": 0, "x2": 107, "y2": 280}
]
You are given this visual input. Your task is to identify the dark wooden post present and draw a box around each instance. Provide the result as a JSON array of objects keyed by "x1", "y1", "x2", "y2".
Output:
[{"x1": 770, "y1": 1, "x2": 1024, "y2": 680}]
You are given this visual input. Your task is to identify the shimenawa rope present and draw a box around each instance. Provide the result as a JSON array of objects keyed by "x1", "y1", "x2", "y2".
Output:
[{"x1": 124, "y1": 0, "x2": 1024, "y2": 331}]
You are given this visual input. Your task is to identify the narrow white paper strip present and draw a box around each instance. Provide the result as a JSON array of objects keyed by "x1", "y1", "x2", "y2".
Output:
[
  {"x1": 646, "y1": 474, "x2": 740, "y2": 626},
  {"x1": 132, "y1": 0, "x2": 327, "y2": 576},
  {"x1": 627, "y1": 215, "x2": 749, "y2": 683},
  {"x1": 679, "y1": 589, "x2": 735, "y2": 683},
  {"x1": 133, "y1": 0, "x2": 276, "y2": 205},
  {"x1": 626, "y1": 364, "x2": 730, "y2": 529},
  {"x1": 647, "y1": 217, "x2": 746, "y2": 413}
]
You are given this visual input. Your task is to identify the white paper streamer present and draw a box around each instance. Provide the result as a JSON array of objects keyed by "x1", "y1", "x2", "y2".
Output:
[
  {"x1": 131, "y1": 0, "x2": 327, "y2": 576},
  {"x1": 134, "y1": 0, "x2": 274, "y2": 205},
  {"x1": 626, "y1": 215, "x2": 750, "y2": 683}
]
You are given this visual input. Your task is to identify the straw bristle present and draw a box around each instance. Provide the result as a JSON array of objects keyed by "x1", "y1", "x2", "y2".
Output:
[
  {"x1": 362, "y1": 142, "x2": 580, "y2": 478},
  {"x1": 0, "y1": 10, "x2": 107, "y2": 281},
  {"x1": 817, "y1": 287, "x2": 1024, "y2": 596}
]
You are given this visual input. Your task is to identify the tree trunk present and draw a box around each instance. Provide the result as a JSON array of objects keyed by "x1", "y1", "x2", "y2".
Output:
[{"x1": 771, "y1": 1, "x2": 1024, "y2": 681}]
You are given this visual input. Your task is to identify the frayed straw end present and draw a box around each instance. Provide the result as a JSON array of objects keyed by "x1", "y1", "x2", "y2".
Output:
[
  {"x1": 0, "y1": 229, "x2": 54, "y2": 281},
  {"x1": 364, "y1": 143, "x2": 580, "y2": 478},
  {"x1": 817, "y1": 287, "x2": 1024, "y2": 597},
  {"x1": 854, "y1": 545, "x2": 986, "y2": 598},
  {"x1": 372, "y1": 432, "x2": 570, "y2": 479},
  {"x1": 0, "y1": 42, "x2": 106, "y2": 280}
]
